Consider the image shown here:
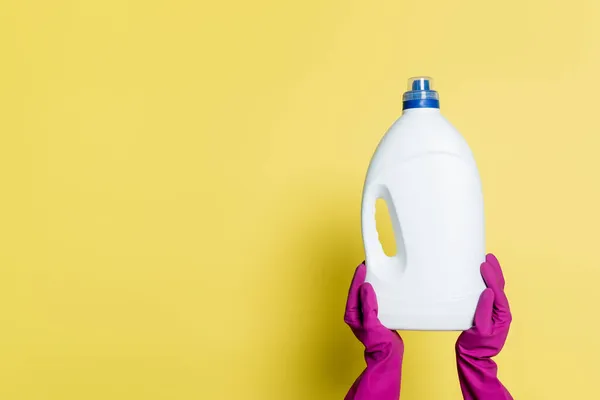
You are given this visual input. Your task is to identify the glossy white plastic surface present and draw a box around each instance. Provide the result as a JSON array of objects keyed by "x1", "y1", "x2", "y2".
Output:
[{"x1": 361, "y1": 107, "x2": 486, "y2": 331}]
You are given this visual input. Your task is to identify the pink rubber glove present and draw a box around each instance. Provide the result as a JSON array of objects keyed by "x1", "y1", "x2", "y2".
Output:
[
  {"x1": 344, "y1": 263, "x2": 403, "y2": 400},
  {"x1": 456, "y1": 253, "x2": 513, "y2": 400}
]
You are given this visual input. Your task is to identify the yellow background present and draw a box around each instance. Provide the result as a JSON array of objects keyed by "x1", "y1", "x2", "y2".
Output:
[{"x1": 1, "y1": 0, "x2": 599, "y2": 398}]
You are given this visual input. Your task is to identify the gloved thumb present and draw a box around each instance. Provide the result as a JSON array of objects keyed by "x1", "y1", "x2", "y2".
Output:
[
  {"x1": 473, "y1": 288, "x2": 494, "y2": 335},
  {"x1": 359, "y1": 283, "x2": 381, "y2": 329}
]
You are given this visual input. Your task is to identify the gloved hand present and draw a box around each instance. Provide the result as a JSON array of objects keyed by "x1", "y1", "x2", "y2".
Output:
[
  {"x1": 344, "y1": 263, "x2": 403, "y2": 400},
  {"x1": 456, "y1": 253, "x2": 513, "y2": 400}
]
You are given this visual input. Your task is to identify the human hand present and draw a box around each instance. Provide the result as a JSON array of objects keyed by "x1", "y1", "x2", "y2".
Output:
[
  {"x1": 344, "y1": 263, "x2": 404, "y2": 400},
  {"x1": 455, "y1": 253, "x2": 513, "y2": 400}
]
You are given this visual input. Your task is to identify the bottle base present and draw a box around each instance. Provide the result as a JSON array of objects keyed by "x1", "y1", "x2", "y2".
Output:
[{"x1": 378, "y1": 311, "x2": 476, "y2": 331}]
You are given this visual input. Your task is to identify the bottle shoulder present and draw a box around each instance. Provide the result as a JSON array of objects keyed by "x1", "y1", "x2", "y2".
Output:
[
  {"x1": 365, "y1": 112, "x2": 476, "y2": 181},
  {"x1": 380, "y1": 112, "x2": 471, "y2": 156}
]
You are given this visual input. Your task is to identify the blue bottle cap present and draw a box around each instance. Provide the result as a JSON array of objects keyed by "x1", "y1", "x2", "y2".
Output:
[{"x1": 402, "y1": 76, "x2": 440, "y2": 110}]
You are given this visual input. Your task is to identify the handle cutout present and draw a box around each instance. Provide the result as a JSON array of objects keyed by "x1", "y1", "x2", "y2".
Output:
[{"x1": 375, "y1": 198, "x2": 397, "y2": 257}]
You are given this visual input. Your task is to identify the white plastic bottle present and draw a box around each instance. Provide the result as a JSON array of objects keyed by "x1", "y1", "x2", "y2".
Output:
[{"x1": 361, "y1": 77, "x2": 486, "y2": 331}]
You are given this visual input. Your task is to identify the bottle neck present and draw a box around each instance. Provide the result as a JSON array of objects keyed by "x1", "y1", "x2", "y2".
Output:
[
  {"x1": 402, "y1": 98, "x2": 440, "y2": 111},
  {"x1": 402, "y1": 106, "x2": 441, "y2": 115}
]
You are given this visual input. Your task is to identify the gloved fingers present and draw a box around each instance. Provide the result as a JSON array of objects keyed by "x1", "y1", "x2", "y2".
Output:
[
  {"x1": 473, "y1": 288, "x2": 494, "y2": 335},
  {"x1": 344, "y1": 263, "x2": 366, "y2": 327},
  {"x1": 485, "y1": 253, "x2": 505, "y2": 289},
  {"x1": 481, "y1": 260, "x2": 511, "y2": 326},
  {"x1": 359, "y1": 282, "x2": 383, "y2": 330}
]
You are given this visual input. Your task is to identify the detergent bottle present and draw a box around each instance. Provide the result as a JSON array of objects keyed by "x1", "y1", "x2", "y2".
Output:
[{"x1": 361, "y1": 77, "x2": 486, "y2": 331}]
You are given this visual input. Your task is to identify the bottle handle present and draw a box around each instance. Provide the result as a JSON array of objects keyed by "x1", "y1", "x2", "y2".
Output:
[{"x1": 361, "y1": 184, "x2": 401, "y2": 279}]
